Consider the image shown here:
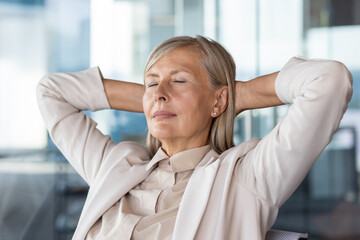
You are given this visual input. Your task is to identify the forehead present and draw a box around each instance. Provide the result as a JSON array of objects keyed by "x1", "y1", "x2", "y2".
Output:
[{"x1": 147, "y1": 48, "x2": 202, "y2": 74}]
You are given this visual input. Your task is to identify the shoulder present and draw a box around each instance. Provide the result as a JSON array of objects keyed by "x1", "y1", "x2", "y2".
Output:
[
  {"x1": 106, "y1": 141, "x2": 150, "y2": 166},
  {"x1": 219, "y1": 138, "x2": 261, "y2": 160}
]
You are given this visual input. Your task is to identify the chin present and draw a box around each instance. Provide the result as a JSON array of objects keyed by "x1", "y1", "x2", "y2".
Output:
[
  {"x1": 150, "y1": 129, "x2": 175, "y2": 141},
  {"x1": 151, "y1": 133, "x2": 173, "y2": 141}
]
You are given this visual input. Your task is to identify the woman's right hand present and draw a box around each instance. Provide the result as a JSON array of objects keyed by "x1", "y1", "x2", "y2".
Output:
[{"x1": 103, "y1": 78, "x2": 144, "y2": 112}]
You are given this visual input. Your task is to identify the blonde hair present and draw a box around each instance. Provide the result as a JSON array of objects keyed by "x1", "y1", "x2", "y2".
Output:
[{"x1": 144, "y1": 35, "x2": 236, "y2": 157}]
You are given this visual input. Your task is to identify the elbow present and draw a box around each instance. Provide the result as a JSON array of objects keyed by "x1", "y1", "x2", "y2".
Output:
[
  {"x1": 36, "y1": 73, "x2": 56, "y2": 103},
  {"x1": 330, "y1": 61, "x2": 353, "y2": 104},
  {"x1": 36, "y1": 74, "x2": 49, "y2": 101},
  {"x1": 315, "y1": 60, "x2": 353, "y2": 103},
  {"x1": 335, "y1": 61, "x2": 353, "y2": 104}
]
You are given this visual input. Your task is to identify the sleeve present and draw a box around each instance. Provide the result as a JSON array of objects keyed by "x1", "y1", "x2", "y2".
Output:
[
  {"x1": 235, "y1": 57, "x2": 353, "y2": 207},
  {"x1": 36, "y1": 67, "x2": 117, "y2": 185}
]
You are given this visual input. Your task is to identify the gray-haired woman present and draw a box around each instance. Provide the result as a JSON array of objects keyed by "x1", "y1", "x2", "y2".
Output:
[{"x1": 37, "y1": 36, "x2": 353, "y2": 239}]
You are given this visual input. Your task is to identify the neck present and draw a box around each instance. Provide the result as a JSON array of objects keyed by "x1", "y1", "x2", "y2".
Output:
[{"x1": 160, "y1": 137, "x2": 209, "y2": 157}]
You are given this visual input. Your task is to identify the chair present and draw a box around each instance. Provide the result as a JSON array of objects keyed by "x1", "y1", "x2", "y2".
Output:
[{"x1": 265, "y1": 229, "x2": 308, "y2": 240}]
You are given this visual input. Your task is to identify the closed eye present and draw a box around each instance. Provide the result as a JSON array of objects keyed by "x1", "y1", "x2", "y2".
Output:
[
  {"x1": 147, "y1": 82, "x2": 158, "y2": 87},
  {"x1": 174, "y1": 79, "x2": 186, "y2": 83}
]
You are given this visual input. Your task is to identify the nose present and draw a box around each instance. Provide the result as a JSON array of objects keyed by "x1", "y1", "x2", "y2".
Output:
[{"x1": 153, "y1": 82, "x2": 169, "y2": 102}]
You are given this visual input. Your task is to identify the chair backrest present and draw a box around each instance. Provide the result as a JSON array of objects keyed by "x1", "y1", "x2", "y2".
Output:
[{"x1": 265, "y1": 229, "x2": 308, "y2": 240}]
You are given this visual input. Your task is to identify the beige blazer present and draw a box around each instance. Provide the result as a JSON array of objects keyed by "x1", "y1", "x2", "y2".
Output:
[{"x1": 36, "y1": 57, "x2": 353, "y2": 240}]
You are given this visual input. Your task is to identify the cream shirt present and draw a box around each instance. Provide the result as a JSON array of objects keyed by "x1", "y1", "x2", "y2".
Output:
[{"x1": 86, "y1": 145, "x2": 210, "y2": 240}]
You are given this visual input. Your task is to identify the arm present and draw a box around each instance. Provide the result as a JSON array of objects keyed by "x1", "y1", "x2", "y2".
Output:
[
  {"x1": 235, "y1": 57, "x2": 353, "y2": 206},
  {"x1": 105, "y1": 68, "x2": 281, "y2": 114},
  {"x1": 103, "y1": 78, "x2": 144, "y2": 112},
  {"x1": 37, "y1": 67, "x2": 121, "y2": 185},
  {"x1": 235, "y1": 72, "x2": 283, "y2": 115}
]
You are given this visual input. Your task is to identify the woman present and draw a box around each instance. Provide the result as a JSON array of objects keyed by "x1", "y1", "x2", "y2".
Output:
[{"x1": 37, "y1": 36, "x2": 352, "y2": 239}]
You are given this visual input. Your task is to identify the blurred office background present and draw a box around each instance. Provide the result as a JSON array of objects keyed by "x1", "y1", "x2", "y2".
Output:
[{"x1": 0, "y1": 0, "x2": 359, "y2": 239}]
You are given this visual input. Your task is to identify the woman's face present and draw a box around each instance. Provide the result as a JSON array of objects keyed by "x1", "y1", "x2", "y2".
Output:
[{"x1": 143, "y1": 47, "x2": 217, "y2": 153}]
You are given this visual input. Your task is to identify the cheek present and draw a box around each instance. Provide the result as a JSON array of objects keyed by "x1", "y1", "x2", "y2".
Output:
[
  {"x1": 180, "y1": 94, "x2": 212, "y2": 121},
  {"x1": 142, "y1": 93, "x2": 152, "y2": 117},
  {"x1": 143, "y1": 100, "x2": 153, "y2": 132},
  {"x1": 142, "y1": 98, "x2": 155, "y2": 132}
]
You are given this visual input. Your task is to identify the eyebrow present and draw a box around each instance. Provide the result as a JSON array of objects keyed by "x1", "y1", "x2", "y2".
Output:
[{"x1": 145, "y1": 68, "x2": 191, "y2": 78}]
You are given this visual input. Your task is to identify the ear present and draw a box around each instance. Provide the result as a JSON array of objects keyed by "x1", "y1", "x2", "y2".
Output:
[{"x1": 212, "y1": 86, "x2": 228, "y2": 117}]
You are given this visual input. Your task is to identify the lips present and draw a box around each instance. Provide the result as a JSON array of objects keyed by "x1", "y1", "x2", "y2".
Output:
[{"x1": 152, "y1": 110, "x2": 177, "y2": 120}]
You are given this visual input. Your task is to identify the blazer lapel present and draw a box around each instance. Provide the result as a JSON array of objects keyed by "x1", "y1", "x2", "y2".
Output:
[
  {"x1": 173, "y1": 151, "x2": 220, "y2": 240},
  {"x1": 172, "y1": 139, "x2": 261, "y2": 240},
  {"x1": 73, "y1": 163, "x2": 151, "y2": 239}
]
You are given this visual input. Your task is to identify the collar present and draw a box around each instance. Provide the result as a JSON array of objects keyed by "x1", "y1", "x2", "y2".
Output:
[{"x1": 146, "y1": 145, "x2": 211, "y2": 173}]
